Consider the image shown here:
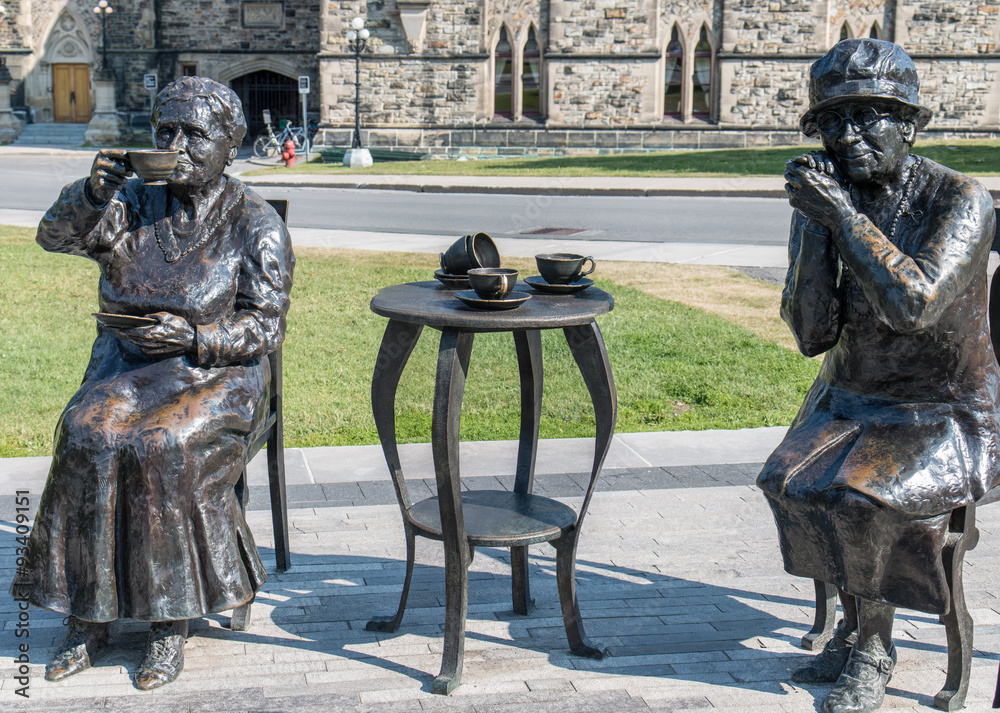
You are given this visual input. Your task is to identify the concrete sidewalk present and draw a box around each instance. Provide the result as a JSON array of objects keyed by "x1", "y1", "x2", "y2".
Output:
[
  {"x1": 231, "y1": 163, "x2": 1000, "y2": 200},
  {"x1": 3, "y1": 426, "x2": 1000, "y2": 712}
]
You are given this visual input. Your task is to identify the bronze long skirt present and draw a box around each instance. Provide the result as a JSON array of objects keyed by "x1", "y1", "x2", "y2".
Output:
[{"x1": 14, "y1": 337, "x2": 268, "y2": 622}]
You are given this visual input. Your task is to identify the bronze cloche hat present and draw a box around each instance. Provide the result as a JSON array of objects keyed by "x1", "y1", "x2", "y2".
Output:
[{"x1": 801, "y1": 38, "x2": 933, "y2": 137}]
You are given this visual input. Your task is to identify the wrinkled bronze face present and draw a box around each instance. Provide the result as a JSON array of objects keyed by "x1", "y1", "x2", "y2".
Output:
[
  {"x1": 154, "y1": 98, "x2": 233, "y2": 189},
  {"x1": 817, "y1": 101, "x2": 913, "y2": 187}
]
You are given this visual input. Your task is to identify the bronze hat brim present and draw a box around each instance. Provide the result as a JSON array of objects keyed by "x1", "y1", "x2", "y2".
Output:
[{"x1": 800, "y1": 87, "x2": 933, "y2": 138}]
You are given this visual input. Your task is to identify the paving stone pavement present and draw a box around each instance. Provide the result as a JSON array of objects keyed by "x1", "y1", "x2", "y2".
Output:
[{"x1": 3, "y1": 464, "x2": 1000, "y2": 713}]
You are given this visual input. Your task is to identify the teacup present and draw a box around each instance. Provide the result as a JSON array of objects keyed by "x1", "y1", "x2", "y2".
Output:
[
  {"x1": 468, "y1": 268, "x2": 518, "y2": 300},
  {"x1": 440, "y1": 232, "x2": 501, "y2": 275},
  {"x1": 127, "y1": 149, "x2": 179, "y2": 185},
  {"x1": 535, "y1": 253, "x2": 596, "y2": 284}
]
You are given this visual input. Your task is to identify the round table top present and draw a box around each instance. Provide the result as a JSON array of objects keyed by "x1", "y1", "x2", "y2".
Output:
[{"x1": 370, "y1": 280, "x2": 614, "y2": 331}]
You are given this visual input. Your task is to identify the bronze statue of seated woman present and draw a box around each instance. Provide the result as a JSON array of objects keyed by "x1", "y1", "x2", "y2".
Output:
[
  {"x1": 11, "y1": 76, "x2": 294, "y2": 690},
  {"x1": 758, "y1": 39, "x2": 999, "y2": 713}
]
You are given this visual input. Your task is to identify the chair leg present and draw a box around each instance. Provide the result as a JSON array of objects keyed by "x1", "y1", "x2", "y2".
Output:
[
  {"x1": 936, "y1": 506, "x2": 978, "y2": 711},
  {"x1": 511, "y1": 545, "x2": 535, "y2": 615},
  {"x1": 802, "y1": 580, "x2": 838, "y2": 651},
  {"x1": 231, "y1": 598, "x2": 253, "y2": 632},
  {"x1": 267, "y1": 422, "x2": 290, "y2": 573},
  {"x1": 554, "y1": 533, "x2": 607, "y2": 659},
  {"x1": 366, "y1": 524, "x2": 416, "y2": 633}
]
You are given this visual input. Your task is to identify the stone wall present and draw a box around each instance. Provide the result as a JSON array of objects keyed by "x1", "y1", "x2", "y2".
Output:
[
  {"x1": 901, "y1": 1, "x2": 999, "y2": 53},
  {"x1": 312, "y1": 124, "x2": 810, "y2": 157},
  {"x1": 916, "y1": 60, "x2": 1000, "y2": 127},
  {"x1": 159, "y1": 0, "x2": 320, "y2": 52},
  {"x1": 547, "y1": 0, "x2": 657, "y2": 53},
  {"x1": 720, "y1": 59, "x2": 811, "y2": 126},
  {"x1": 322, "y1": 57, "x2": 484, "y2": 126},
  {"x1": 722, "y1": 0, "x2": 826, "y2": 54},
  {"x1": 0, "y1": 0, "x2": 27, "y2": 49},
  {"x1": 547, "y1": 59, "x2": 655, "y2": 125}
]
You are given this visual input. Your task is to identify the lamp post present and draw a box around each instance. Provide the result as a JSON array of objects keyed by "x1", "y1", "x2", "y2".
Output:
[
  {"x1": 343, "y1": 16, "x2": 373, "y2": 167},
  {"x1": 92, "y1": 0, "x2": 113, "y2": 71},
  {"x1": 346, "y1": 16, "x2": 369, "y2": 149},
  {"x1": 86, "y1": 0, "x2": 121, "y2": 145}
]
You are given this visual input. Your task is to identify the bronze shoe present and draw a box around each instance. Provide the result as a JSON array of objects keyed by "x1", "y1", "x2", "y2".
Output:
[
  {"x1": 134, "y1": 621, "x2": 187, "y2": 690},
  {"x1": 822, "y1": 636, "x2": 896, "y2": 713},
  {"x1": 792, "y1": 620, "x2": 857, "y2": 684},
  {"x1": 45, "y1": 617, "x2": 110, "y2": 682}
]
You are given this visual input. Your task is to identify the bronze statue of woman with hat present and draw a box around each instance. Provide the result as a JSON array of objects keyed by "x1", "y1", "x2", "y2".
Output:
[{"x1": 757, "y1": 39, "x2": 999, "y2": 713}]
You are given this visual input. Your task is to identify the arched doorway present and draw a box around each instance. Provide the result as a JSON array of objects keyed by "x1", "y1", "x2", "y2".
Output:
[
  {"x1": 41, "y1": 9, "x2": 96, "y2": 123},
  {"x1": 230, "y1": 70, "x2": 298, "y2": 140}
]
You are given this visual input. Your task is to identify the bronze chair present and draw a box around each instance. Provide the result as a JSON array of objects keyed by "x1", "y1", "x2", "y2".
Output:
[
  {"x1": 229, "y1": 197, "x2": 292, "y2": 631},
  {"x1": 803, "y1": 206, "x2": 1000, "y2": 713}
]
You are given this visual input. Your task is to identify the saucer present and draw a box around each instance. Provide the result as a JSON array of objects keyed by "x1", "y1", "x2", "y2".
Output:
[
  {"x1": 434, "y1": 269, "x2": 471, "y2": 289},
  {"x1": 93, "y1": 313, "x2": 158, "y2": 329},
  {"x1": 455, "y1": 290, "x2": 531, "y2": 310},
  {"x1": 524, "y1": 275, "x2": 594, "y2": 294}
]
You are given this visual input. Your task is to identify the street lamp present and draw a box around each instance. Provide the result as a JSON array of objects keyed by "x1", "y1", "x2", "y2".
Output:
[
  {"x1": 346, "y1": 16, "x2": 369, "y2": 150},
  {"x1": 92, "y1": 0, "x2": 113, "y2": 71}
]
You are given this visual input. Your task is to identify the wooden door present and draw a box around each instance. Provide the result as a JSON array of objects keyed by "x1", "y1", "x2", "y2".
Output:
[{"x1": 52, "y1": 64, "x2": 91, "y2": 122}]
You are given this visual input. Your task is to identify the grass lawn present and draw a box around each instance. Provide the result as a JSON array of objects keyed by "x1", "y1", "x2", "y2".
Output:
[
  {"x1": 243, "y1": 139, "x2": 1000, "y2": 178},
  {"x1": 0, "y1": 227, "x2": 818, "y2": 457}
]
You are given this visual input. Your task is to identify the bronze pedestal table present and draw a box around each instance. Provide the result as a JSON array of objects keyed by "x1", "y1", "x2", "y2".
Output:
[{"x1": 366, "y1": 280, "x2": 616, "y2": 694}]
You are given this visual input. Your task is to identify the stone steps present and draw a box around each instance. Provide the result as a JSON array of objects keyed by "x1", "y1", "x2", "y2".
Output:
[{"x1": 12, "y1": 122, "x2": 89, "y2": 147}]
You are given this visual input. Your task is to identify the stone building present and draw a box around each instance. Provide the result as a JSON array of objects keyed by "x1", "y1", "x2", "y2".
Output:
[
  {"x1": 0, "y1": 0, "x2": 998, "y2": 154},
  {"x1": 0, "y1": 0, "x2": 320, "y2": 141}
]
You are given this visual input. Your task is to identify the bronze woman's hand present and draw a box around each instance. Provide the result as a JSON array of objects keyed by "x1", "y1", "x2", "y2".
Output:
[
  {"x1": 87, "y1": 149, "x2": 132, "y2": 206},
  {"x1": 120, "y1": 312, "x2": 195, "y2": 356},
  {"x1": 785, "y1": 152, "x2": 856, "y2": 231}
]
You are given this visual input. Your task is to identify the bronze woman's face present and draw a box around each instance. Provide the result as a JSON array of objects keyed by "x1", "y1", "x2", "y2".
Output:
[
  {"x1": 817, "y1": 101, "x2": 913, "y2": 186},
  {"x1": 154, "y1": 98, "x2": 234, "y2": 189}
]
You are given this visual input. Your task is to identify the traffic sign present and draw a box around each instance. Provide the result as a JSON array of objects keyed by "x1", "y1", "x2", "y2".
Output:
[
  {"x1": 298, "y1": 76, "x2": 310, "y2": 94},
  {"x1": 143, "y1": 73, "x2": 157, "y2": 90}
]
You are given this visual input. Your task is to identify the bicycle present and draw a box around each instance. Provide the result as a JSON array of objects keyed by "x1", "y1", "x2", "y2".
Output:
[{"x1": 252, "y1": 120, "x2": 307, "y2": 158}]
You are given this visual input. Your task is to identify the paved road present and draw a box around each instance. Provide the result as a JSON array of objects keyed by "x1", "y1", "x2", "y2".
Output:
[{"x1": 0, "y1": 153, "x2": 794, "y2": 245}]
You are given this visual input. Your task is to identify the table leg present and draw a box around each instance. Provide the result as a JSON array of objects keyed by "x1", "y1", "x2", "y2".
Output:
[
  {"x1": 367, "y1": 319, "x2": 423, "y2": 633},
  {"x1": 432, "y1": 328, "x2": 475, "y2": 695},
  {"x1": 554, "y1": 321, "x2": 616, "y2": 659},
  {"x1": 372, "y1": 319, "x2": 424, "y2": 513},
  {"x1": 511, "y1": 329, "x2": 543, "y2": 615}
]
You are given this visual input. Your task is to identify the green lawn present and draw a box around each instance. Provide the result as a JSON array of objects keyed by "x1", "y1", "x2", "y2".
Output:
[
  {"x1": 244, "y1": 139, "x2": 1000, "y2": 177},
  {"x1": 0, "y1": 229, "x2": 819, "y2": 457}
]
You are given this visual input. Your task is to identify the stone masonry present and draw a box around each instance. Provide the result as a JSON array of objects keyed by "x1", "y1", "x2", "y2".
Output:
[{"x1": 1, "y1": 1, "x2": 1000, "y2": 152}]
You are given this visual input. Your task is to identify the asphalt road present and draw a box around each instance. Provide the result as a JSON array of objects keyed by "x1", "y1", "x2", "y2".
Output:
[{"x1": 0, "y1": 153, "x2": 794, "y2": 245}]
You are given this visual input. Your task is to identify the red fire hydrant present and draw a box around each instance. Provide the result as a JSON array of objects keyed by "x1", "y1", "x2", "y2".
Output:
[{"x1": 281, "y1": 139, "x2": 296, "y2": 167}]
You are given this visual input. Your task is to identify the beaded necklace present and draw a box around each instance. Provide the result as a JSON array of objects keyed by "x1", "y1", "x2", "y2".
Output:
[
  {"x1": 848, "y1": 155, "x2": 922, "y2": 244},
  {"x1": 886, "y1": 156, "x2": 922, "y2": 243},
  {"x1": 153, "y1": 178, "x2": 236, "y2": 263}
]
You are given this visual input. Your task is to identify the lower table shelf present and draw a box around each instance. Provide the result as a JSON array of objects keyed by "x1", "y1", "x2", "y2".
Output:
[{"x1": 406, "y1": 490, "x2": 578, "y2": 547}]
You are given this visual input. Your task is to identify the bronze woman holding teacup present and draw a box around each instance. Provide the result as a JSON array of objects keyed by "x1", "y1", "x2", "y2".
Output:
[
  {"x1": 12, "y1": 77, "x2": 294, "y2": 689},
  {"x1": 757, "y1": 40, "x2": 999, "y2": 713}
]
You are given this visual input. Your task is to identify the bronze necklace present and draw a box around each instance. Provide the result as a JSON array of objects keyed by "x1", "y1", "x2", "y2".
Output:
[
  {"x1": 849, "y1": 156, "x2": 922, "y2": 244},
  {"x1": 886, "y1": 156, "x2": 922, "y2": 243},
  {"x1": 153, "y1": 180, "x2": 236, "y2": 263}
]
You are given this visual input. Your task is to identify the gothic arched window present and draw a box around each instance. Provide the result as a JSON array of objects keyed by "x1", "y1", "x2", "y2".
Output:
[
  {"x1": 494, "y1": 27, "x2": 513, "y2": 117},
  {"x1": 692, "y1": 25, "x2": 712, "y2": 118},
  {"x1": 664, "y1": 25, "x2": 683, "y2": 117},
  {"x1": 522, "y1": 26, "x2": 541, "y2": 118}
]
